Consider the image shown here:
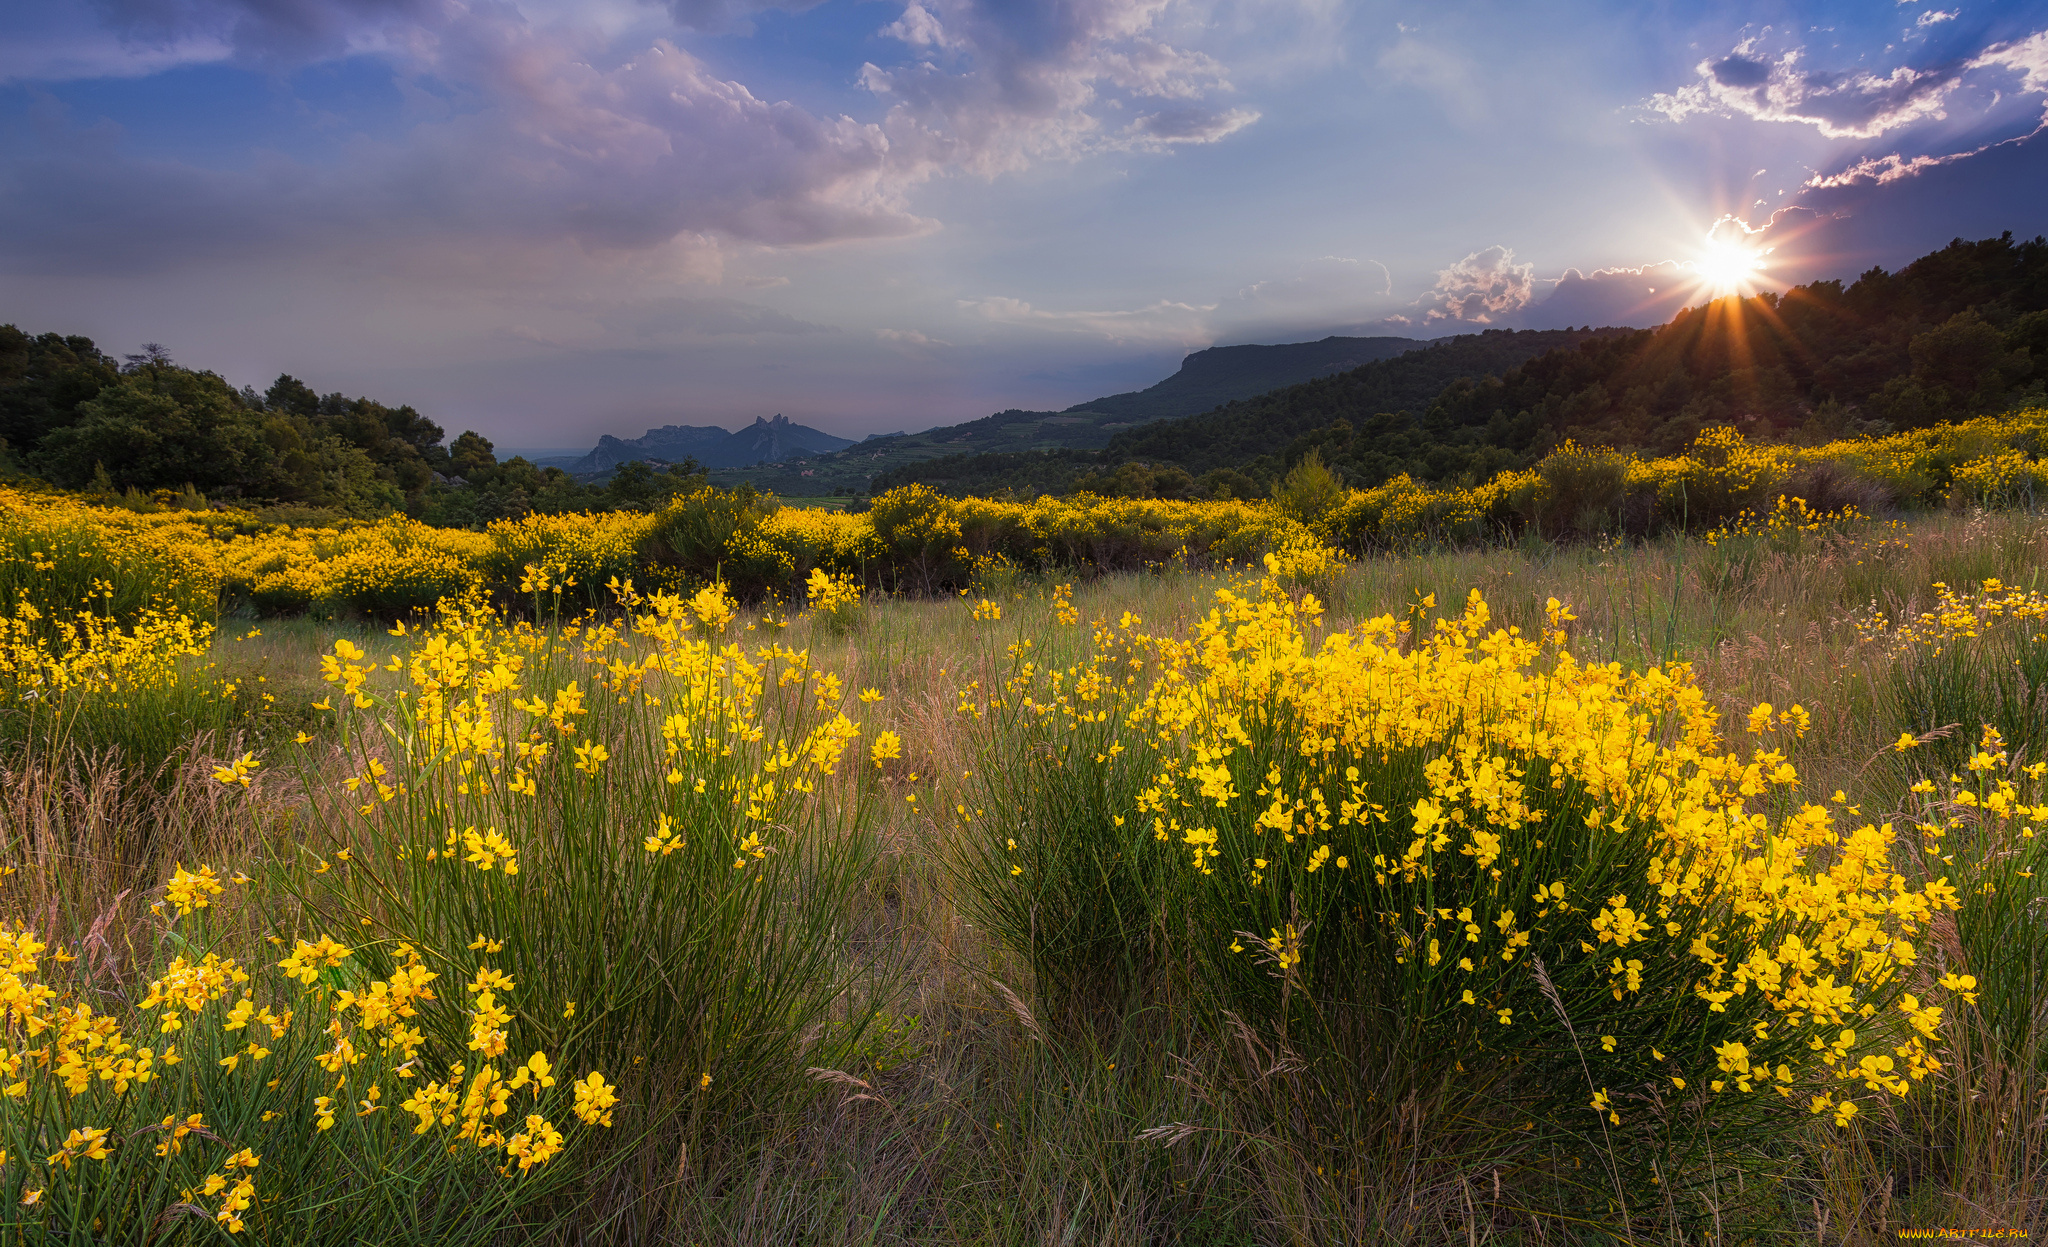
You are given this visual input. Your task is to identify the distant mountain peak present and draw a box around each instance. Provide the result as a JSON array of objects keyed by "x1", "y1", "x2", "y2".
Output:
[{"x1": 569, "y1": 414, "x2": 852, "y2": 474}]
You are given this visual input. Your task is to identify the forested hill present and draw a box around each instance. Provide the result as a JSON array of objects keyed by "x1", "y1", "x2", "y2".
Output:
[
  {"x1": 704, "y1": 334, "x2": 1425, "y2": 495},
  {"x1": 879, "y1": 234, "x2": 2048, "y2": 500},
  {"x1": 1137, "y1": 233, "x2": 2048, "y2": 490},
  {"x1": 874, "y1": 326, "x2": 1622, "y2": 497},
  {"x1": 1064, "y1": 335, "x2": 1423, "y2": 423},
  {"x1": 1099, "y1": 327, "x2": 1625, "y2": 480}
]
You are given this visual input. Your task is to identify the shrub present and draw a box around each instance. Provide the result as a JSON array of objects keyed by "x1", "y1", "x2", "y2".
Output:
[
  {"x1": 644, "y1": 486, "x2": 784, "y2": 599},
  {"x1": 1526, "y1": 441, "x2": 1630, "y2": 537},
  {"x1": 296, "y1": 586, "x2": 885, "y2": 1203},
  {"x1": 868, "y1": 485, "x2": 967, "y2": 593},
  {"x1": 966, "y1": 572, "x2": 1960, "y2": 1233},
  {"x1": 803, "y1": 567, "x2": 865, "y2": 637},
  {"x1": 0, "y1": 879, "x2": 610, "y2": 1243},
  {"x1": 0, "y1": 487, "x2": 219, "y2": 631}
]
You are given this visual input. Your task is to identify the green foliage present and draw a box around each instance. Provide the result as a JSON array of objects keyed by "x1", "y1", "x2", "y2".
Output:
[
  {"x1": 1270, "y1": 449, "x2": 1342, "y2": 526},
  {"x1": 644, "y1": 484, "x2": 784, "y2": 596},
  {"x1": 1525, "y1": 441, "x2": 1631, "y2": 536},
  {"x1": 868, "y1": 484, "x2": 966, "y2": 593}
]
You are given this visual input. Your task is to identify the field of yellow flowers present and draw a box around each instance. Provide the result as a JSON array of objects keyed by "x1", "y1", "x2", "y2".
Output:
[{"x1": 2, "y1": 413, "x2": 2048, "y2": 1243}]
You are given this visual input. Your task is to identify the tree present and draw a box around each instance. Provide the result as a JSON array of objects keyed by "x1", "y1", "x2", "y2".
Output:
[
  {"x1": 35, "y1": 369, "x2": 263, "y2": 491},
  {"x1": 1273, "y1": 449, "x2": 1342, "y2": 525},
  {"x1": 0, "y1": 326, "x2": 120, "y2": 451},
  {"x1": 449, "y1": 431, "x2": 496, "y2": 478},
  {"x1": 264, "y1": 374, "x2": 321, "y2": 417}
]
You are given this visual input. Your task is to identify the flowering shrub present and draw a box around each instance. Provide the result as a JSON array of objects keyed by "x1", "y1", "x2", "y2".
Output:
[
  {"x1": 803, "y1": 567, "x2": 865, "y2": 637},
  {"x1": 961, "y1": 569, "x2": 1977, "y2": 1228},
  {"x1": 296, "y1": 581, "x2": 885, "y2": 1175},
  {"x1": 0, "y1": 886, "x2": 611, "y2": 1242}
]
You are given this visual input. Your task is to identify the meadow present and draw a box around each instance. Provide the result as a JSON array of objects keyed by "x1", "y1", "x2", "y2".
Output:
[{"x1": 1, "y1": 418, "x2": 2046, "y2": 1244}]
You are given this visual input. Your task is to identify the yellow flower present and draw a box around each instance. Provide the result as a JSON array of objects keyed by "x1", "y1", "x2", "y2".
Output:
[
  {"x1": 460, "y1": 826, "x2": 519, "y2": 875},
  {"x1": 573, "y1": 740, "x2": 610, "y2": 776},
  {"x1": 211, "y1": 752, "x2": 261, "y2": 788},
  {"x1": 572, "y1": 1071, "x2": 618, "y2": 1127},
  {"x1": 165, "y1": 864, "x2": 226, "y2": 918},
  {"x1": 644, "y1": 813, "x2": 684, "y2": 856},
  {"x1": 870, "y1": 731, "x2": 903, "y2": 767}
]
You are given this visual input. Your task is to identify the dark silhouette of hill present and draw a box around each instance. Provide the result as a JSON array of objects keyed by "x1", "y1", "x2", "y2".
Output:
[
  {"x1": 572, "y1": 414, "x2": 853, "y2": 474},
  {"x1": 875, "y1": 327, "x2": 1621, "y2": 496},
  {"x1": 708, "y1": 334, "x2": 1426, "y2": 494},
  {"x1": 1063, "y1": 335, "x2": 1424, "y2": 423}
]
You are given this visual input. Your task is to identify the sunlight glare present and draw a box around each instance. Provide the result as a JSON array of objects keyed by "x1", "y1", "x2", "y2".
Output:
[{"x1": 1688, "y1": 227, "x2": 1768, "y2": 298}]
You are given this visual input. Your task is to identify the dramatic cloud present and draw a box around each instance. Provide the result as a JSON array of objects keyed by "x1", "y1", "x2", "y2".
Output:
[
  {"x1": 1974, "y1": 29, "x2": 2048, "y2": 93},
  {"x1": 1648, "y1": 39, "x2": 1968, "y2": 139},
  {"x1": 5, "y1": 0, "x2": 1262, "y2": 287},
  {"x1": 859, "y1": 0, "x2": 1260, "y2": 174},
  {"x1": 1418, "y1": 246, "x2": 1533, "y2": 323},
  {"x1": 3, "y1": 11, "x2": 936, "y2": 274},
  {"x1": 1649, "y1": 28, "x2": 2048, "y2": 141}
]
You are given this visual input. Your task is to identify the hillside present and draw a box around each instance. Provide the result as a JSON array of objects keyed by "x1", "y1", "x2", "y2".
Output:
[
  {"x1": 1064, "y1": 334, "x2": 1424, "y2": 423},
  {"x1": 876, "y1": 327, "x2": 1620, "y2": 497},
  {"x1": 878, "y1": 234, "x2": 2048, "y2": 500},
  {"x1": 707, "y1": 334, "x2": 1424, "y2": 494}
]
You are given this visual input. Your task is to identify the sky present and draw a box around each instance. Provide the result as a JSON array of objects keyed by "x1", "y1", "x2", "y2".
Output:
[{"x1": 3, "y1": 0, "x2": 2047, "y2": 449}]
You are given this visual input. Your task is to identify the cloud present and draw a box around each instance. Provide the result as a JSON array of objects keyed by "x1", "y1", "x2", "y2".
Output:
[
  {"x1": 1417, "y1": 245, "x2": 1533, "y2": 323},
  {"x1": 875, "y1": 327, "x2": 951, "y2": 356},
  {"x1": 1, "y1": 10, "x2": 940, "y2": 275},
  {"x1": 1647, "y1": 38, "x2": 1970, "y2": 139},
  {"x1": 1522, "y1": 261, "x2": 1703, "y2": 330},
  {"x1": 1214, "y1": 255, "x2": 1396, "y2": 335},
  {"x1": 1126, "y1": 105, "x2": 1259, "y2": 143},
  {"x1": 6, "y1": 0, "x2": 1263, "y2": 287},
  {"x1": 960, "y1": 294, "x2": 1216, "y2": 342},
  {"x1": 880, "y1": 2, "x2": 960, "y2": 51},
  {"x1": 1974, "y1": 29, "x2": 2048, "y2": 92},
  {"x1": 1648, "y1": 27, "x2": 2048, "y2": 142},
  {"x1": 1787, "y1": 33, "x2": 2048, "y2": 192},
  {"x1": 860, "y1": 0, "x2": 1260, "y2": 175}
]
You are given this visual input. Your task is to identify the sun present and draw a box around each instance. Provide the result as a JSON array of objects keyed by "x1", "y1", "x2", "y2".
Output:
[{"x1": 1687, "y1": 230, "x2": 1769, "y2": 298}]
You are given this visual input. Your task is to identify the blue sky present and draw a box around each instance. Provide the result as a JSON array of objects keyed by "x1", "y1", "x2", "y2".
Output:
[{"x1": 4, "y1": 0, "x2": 2047, "y2": 448}]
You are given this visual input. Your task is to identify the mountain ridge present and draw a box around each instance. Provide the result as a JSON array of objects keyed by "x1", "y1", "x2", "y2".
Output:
[
  {"x1": 570, "y1": 414, "x2": 854, "y2": 474},
  {"x1": 706, "y1": 333, "x2": 1428, "y2": 494}
]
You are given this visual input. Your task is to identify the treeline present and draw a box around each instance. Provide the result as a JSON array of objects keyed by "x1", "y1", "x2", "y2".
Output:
[
  {"x1": 879, "y1": 234, "x2": 2048, "y2": 500},
  {"x1": 0, "y1": 329, "x2": 704, "y2": 523}
]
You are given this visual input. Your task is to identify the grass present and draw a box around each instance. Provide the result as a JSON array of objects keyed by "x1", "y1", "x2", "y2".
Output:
[{"x1": 5, "y1": 507, "x2": 2048, "y2": 1243}]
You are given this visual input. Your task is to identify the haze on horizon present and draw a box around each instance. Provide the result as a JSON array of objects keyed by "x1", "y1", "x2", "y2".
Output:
[{"x1": 4, "y1": 0, "x2": 2047, "y2": 450}]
